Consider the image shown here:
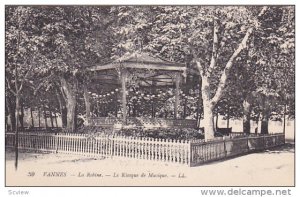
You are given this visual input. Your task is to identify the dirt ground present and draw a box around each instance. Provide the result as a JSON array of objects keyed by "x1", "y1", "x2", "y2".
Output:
[{"x1": 5, "y1": 143, "x2": 294, "y2": 186}]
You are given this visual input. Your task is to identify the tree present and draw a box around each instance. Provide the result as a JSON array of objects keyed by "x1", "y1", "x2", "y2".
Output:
[
  {"x1": 5, "y1": 6, "x2": 46, "y2": 169},
  {"x1": 188, "y1": 6, "x2": 268, "y2": 140},
  {"x1": 25, "y1": 6, "x2": 114, "y2": 131},
  {"x1": 248, "y1": 6, "x2": 295, "y2": 134},
  {"x1": 5, "y1": 6, "x2": 115, "y2": 170}
]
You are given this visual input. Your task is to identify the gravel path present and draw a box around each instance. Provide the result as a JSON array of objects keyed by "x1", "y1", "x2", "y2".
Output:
[{"x1": 5, "y1": 143, "x2": 294, "y2": 186}]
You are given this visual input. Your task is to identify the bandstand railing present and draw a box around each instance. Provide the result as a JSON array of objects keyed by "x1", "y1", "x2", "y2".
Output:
[{"x1": 88, "y1": 117, "x2": 197, "y2": 128}]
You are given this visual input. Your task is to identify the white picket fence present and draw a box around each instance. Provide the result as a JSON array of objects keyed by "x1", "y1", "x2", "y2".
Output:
[
  {"x1": 189, "y1": 133, "x2": 285, "y2": 166},
  {"x1": 5, "y1": 132, "x2": 190, "y2": 165},
  {"x1": 5, "y1": 132, "x2": 285, "y2": 166}
]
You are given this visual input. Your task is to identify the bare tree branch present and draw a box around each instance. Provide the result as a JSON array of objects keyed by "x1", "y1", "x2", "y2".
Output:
[
  {"x1": 33, "y1": 74, "x2": 56, "y2": 95},
  {"x1": 208, "y1": 19, "x2": 219, "y2": 76},
  {"x1": 6, "y1": 77, "x2": 16, "y2": 96},
  {"x1": 210, "y1": 6, "x2": 269, "y2": 106},
  {"x1": 258, "y1": 6, "x2": 269, "y2": 18},
  {"x1": 210, "y1": 27, "x2": 253, "y2": 105},
  {"x1": 195, "y1": 61, "x2": 204, "y2": 77},
  {"x1": 60, "y1": 85, "x2": 67, "y2": 101},
  {"x1": 19, "y1": 63, "x2": 34, "y2": 92},
  {"x1": 60, "y1": 76, "x2": 74, "y2": 101}
]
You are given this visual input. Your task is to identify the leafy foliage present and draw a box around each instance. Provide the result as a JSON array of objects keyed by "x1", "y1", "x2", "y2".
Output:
[{"x1": 5, "y1": 6, "x2": 295, "y2": 135}]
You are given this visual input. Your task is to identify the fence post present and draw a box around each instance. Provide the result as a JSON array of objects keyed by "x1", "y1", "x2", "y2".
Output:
[
  {"x1": 110, "y1": 135, "x2": 114, "y2": 158},
  {"x1": 224, "y1": 140, "x2": 227, "y2": 158},
  {"x1": 247, "y1": 136, "x2": 250, "y2": 153},
  {"x1": 188, "y1": 141, "x2": 192, "y2": 167},
  {"x1": 55, "y1": 133, "x2": 59, "y2": 153}
]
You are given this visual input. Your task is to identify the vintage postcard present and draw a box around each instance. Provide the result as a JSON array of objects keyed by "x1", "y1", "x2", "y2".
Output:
[{"x1": 4, "y1": 4, "x2": 295, "y2": 188}]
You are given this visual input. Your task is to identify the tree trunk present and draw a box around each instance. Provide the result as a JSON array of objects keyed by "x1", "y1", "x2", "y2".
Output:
[
  {"x1": 19, "y1": 101, "x2": 24, "y2": 131},
  {"x1": 60, "y1": 76, "x2": 77, "y2": 132},
  {"x1": 74, "y1": 105, "x2": 78, "y2": 131},
  {"x1": 227, "y1": 104, "x2": 230, "y2": 128},
  {"x1": 5, "y1": 104, "x2": 8, "y2": 131},
  {"x1": 202, "y1": 100, "x2": 215, "y2": 140},
  {"x1": 38, "y1": 107, "x2": 41, "y2": 128},
  {"x1": 215, "y1": 113, "x2": 219, "y2": 129},
  {"x1": 43, "y1": 104, "x2": 48, "y2": 129},
  {"x1": 243, "y1": 99, "x2": 251, "y2": 134},
  {"x1": 54, "y1": 112, "x2": 58, "y2": 129},
  {"x1": 56, "y1": 89, "x2": 67, "y2": 128},
  {"x1": 49, "y1": 108, "x2": 54, "y2": 128},
  {"x1": 6, "y1": 99, "x2": 16, "y2": 131},
  {"x1": 30, "y1": 107, "x2": 34, "y2": 127},
  {"x1": 197, "y1": 112, "x2": 201, "y2": 128},
  {"x1": 201, "y1": 76, "x2": 215, "y2": 141},
  {"x1": 128, "y1": 104, "x2": 131, "y2": 117},
  {"x1": 227, "y1": 117, "x2": 230, "y2": 128},
  {"x1": 83, "y1": 84, "x2": 91, "y2": 125},
  {"x1": 14, "y1": 94, "x2": 20, "y2": 170},
  {"x1": 66, "y1": 93, "x2": 76, "y2": 132},
  {"x1": 260, "y1": 95, "x2": 269, "y2": 134},
  {"x1": 196, "y1": 100, "x2": 200, "y2": 127},
  {"x1": 62, "y1": 109, "x2": 68, "y2": 127},
  {"x1": 283, "y1": 104, "x2": 287, "y2": 135},
  {"x1": 196, "y1": 87, "x2": 201, "y2": 128},
  {"x1": 255, "y1": 114, "x2": 260, "y2": 134},
  {"x1": 261, "y1": 114, "x2": 269, "y2": 134}
]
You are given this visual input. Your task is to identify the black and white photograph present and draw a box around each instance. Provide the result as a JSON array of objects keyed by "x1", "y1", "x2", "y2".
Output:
[{"x1": 4, "y1": 4, "x2": 295, "y2": 188}]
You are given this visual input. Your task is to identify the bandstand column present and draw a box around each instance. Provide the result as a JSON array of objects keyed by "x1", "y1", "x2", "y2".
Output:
[
  {"x1": 121, "y1": 71, "x2": 127, "y2": 124},
  {"x1": 174, "y1": 73, "x2": 180, "y2": 119},
  {"x1": 151, "y1": 80, "x2": 156, "y2": 118}
]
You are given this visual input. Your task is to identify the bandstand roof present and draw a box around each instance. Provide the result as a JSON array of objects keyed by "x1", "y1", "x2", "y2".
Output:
[
  {"x1": 89, "y1": 52, "x2": 187, "y2": 88},
  {"x1": 89, "y1": 52, "x2": 186, "y2": 72}
]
